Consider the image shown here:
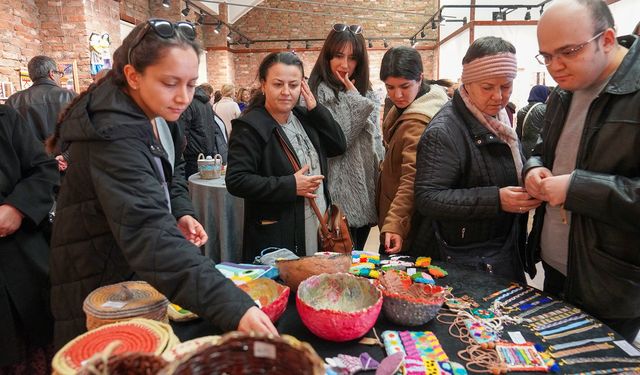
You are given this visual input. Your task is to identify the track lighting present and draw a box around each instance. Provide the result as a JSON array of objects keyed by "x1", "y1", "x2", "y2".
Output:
[
  {"x1": 368, "y1": 40, "x2": 373, "y2": 48},
  {"x1": 420, "y1": 29, "x2": 425, "y2": 38},
  {"x1": 214, "y1": 22, "x2": 221, "y2": 34},
  {"x1": 226, "y1": 32, "x2": 233, "y2": 42},
  {"x1": 286, "y1": 41, "x2": 291, "y2": 49},
  {"x1": 196, "y1": 11, "x2": 204, "y2": 25},
  {"x1": 524, "y1": 7, "x2": 531, "y2": 21},
  {"x1": 162, "y1": 0, "x2": 170, "y2": 8},
  {"x1": 305, "y1": 40, "x2": 311, "y2": 49},
  {"x1": 181, "y1": 4, "x2": 190, "y2": 16},
  {"x1": 431, "y1": 19, "x2": 437, "y2": 30},
  {"x1": 383, "y1": 39, "x2": 388, "y2": 48}
]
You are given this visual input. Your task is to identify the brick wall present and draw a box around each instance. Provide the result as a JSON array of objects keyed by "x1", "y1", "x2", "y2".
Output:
[{"x1": 119, "y1": 0, "x2": 150, "y2": 25}]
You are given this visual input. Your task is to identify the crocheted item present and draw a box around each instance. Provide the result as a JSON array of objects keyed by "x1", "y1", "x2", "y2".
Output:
[
  {"x1": 352, "y1": 250, "x2": 381, "y2": 265},
  {"x1": 410, "y1": 272, "x2": 435, "y2": 285},
  {"x1": 415, "y1": 257, "x2": 432, "y2": 268},
  {"x1": 382, "y1": 330, "x2": 451, "y2": 374},
  {"x1": 167, "y1": 303, "x2": 198, "y2": 322},
  {"x1": 495, "y1": 342, "x2": 548, "y2": 372},
  {"x1": 427, "y1": 265, "x2": 448, "y2": 278}
]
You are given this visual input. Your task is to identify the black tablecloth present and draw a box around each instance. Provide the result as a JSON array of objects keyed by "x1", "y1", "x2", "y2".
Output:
[{"x1": 172, "y1": 262, "x2": 635, "y2": 374}]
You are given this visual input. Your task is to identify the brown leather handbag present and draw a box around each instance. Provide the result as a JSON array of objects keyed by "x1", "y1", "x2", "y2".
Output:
[{"x1": 276, "y1": 130, "x2": 353, "y2": 254}]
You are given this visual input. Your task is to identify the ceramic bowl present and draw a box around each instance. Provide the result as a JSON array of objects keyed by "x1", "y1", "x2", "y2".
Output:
[{"x1": 238, "y1": 278, "x2": 290, "y2": 322}]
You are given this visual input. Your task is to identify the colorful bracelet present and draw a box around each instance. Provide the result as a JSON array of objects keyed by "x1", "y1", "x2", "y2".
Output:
[
  {"x1": 519, "y1": 296, "x2": 554, "y2": 311},
  {"x1": 532, "y1": 313, "x2": 589, "y2": 331},
  {"x1": 551, "y1": 342, "x2": 614, "y2": 359},
  {"x1": 495, "y1": 286, "x2": 525, "y2": 302},
  {"x1": 539, "y1": 319, "x2": 592, "y2": 336},
  {"x1": 517, "y1": 300, "x2": 562, "y2": 319},
  {"x1": 550, "y1": 335, "x2": 614, "y2": 351},
  {"x1": 564, "y1": 366, "x2": 640, "y2": 375},
  {"x1": 540, "y1": 323, "x2": 602, "y2": 340},
  {"x1": 526, "y1": 306, "x2": 580, "y2": 322},
  {"x1": 503, "y1": 291, "x2": 538, "y2": 308},
  {"x1": 560, "y1": 357, "x2": 640, "y2": 366},
  {"x1": 483, "y1": 284, "x2": 520, "y2": 301}
]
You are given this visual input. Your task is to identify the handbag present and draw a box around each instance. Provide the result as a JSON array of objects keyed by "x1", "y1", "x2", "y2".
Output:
[{"x1": 275, "y1": 130, "x2": 353, "y2": 254}]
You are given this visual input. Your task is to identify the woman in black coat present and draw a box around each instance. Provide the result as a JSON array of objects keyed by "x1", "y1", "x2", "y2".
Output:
[
  {"x1": 226, "y1": 52, "x2": 346, "y2": 262},
  {"x1": 0, "y1": 105, "x2": 59, "y2": 372},
  {"x1": 414, "y1": 37, "x2": 541, "y2": 281}
]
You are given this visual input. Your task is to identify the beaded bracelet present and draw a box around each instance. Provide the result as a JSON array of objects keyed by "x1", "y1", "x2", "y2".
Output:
[
  {"x1": 539, "y1": 319, "x2": 592, "y2": 336},
  {"x1": 526, "y1": 306, "x2": 580, "y2": 322},
  {"x1": 519, "y1": 297, "x2": 554, "y2": 311},
  {"x1": 504, "y1": 291, "x2": 538, "y2": 308},
  {"x1": 564, "y1": 366, "x2": 640, "y2": 375},
  {"x1": 532, "y1": 313, "x2": 589, "y2": 331},
  {"x1": 529, "y1": 310, "x2": 583, "y2": 326},
  {"x1": 560, "y1": 356, "x2": 640, "y2": 366},
  {"x1": 550, "y1": 342, "x2": 614, "y2": 359},
  {"x1": 550, "y1": 335, "x2": 615, "y2": 351},
  {"x1": 517, "y1": 301, "x2": 562, "y2": 319},
  {"x1": 483, "y1": 284, "x2": 520, "y2": 301},
  {"x1": 495, "y1": 286, "x2": 525, "y2": 302},
  {"x1": 541, "y1": 323, "x2": 602, "y2": 340}
]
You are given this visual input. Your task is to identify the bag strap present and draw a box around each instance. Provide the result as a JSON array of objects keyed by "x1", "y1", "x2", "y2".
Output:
[
  {"x1": 274, "y1": 130, "x2": 333, "y2": 239},
  {"x1": 521, "y1": 102, "x2": 543, "y2": 138}
]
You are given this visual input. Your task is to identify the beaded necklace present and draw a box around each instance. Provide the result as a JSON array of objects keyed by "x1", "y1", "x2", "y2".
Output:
[
  {"x1": 560, "y1": 357, "x2": 640, "y2": 365},
  {"x1": 550, "y1": 342, "x2": 614, "y2": 359}
]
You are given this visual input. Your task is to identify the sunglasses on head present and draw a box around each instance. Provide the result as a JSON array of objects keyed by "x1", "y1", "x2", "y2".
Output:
[
  {"x1": 332, "y1": 24, "x2": 363, "y2": 34},
  {"x1": 127, "y1": 19, "x2": 197, "y2": 65}
]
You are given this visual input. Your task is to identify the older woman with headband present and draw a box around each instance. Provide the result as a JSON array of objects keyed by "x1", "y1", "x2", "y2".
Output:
[{"x1": 414, "y1": 36, "x2": 541, "y2": 281}]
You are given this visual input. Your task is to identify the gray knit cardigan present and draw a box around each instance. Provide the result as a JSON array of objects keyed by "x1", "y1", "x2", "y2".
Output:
[{"x1": 316, "y1": 82, "x2": 383, "y2": 228}]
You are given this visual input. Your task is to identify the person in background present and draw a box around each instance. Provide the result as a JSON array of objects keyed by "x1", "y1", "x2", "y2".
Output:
[
  {"x1": 524, "y1": 0, "x2": 640, "y2": 342},
  {"x1": 236, "y1": 87, "x2": 251, "y2": 112},
  {"x1": 516, "y1": 84, "x2": 550, "y2": 159},
  {"x1": 431, "y1": 78, "x2": 457, "y2": 99},
  {"x1": 226, "y1": 52, "x2": 346, "y2": 262},
  {"x1": 633, "y1": 20, "x2": 640, "y2": 36},
  {"x1": 0, "y1": 105, "x2": 59, "y2": 374},
  {"x1": 415, "y1": 36, "x2": 541, "y2": 280},
  {"x1": 377, "y1": 46, "x2": 448, "y2": 255},
  {"x1": 6, "y1": 56, "x2": 76, "y2": 145},
  {"x1": 309, "y1": 24, "x2": 383, "y2": 250},
  {"x1": 46, "y1": 19, "x2": 277, "y2": 349},
  {"x1": 213, "y1": 83, "x2": 241, "y2": 135},
  {"x1": 93, "y1": 68, "x2": 111, "y2": 83},
  {"x1": 212, "y1": 90, "x2": 222, "y2": 104},
  {"x1": 199, "y1": 83, "x2": 229, "y2": 163}
]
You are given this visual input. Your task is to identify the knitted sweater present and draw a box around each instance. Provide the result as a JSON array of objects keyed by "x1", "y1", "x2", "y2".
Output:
[{"x1": 316, "y1": 82, "x2": 383, "y2": 227}]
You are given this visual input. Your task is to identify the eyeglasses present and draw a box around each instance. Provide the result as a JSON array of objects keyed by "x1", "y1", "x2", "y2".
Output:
[
  {"x1": 127, "y1": 19, "x2": 197, "y2": 65},
  {"x1": 332, "y1": 24, "x2": 363, "y2": 34},
  {"x1": 52, "y1": 70, "x2": 64, "y2": 77},
  {"x1": 535, "y1": 30, "x2": 605, "y2": 66}
]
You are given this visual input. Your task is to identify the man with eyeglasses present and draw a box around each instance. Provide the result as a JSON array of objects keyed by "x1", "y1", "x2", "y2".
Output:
[
  {"x1": 6, "y1": 56, "x2": 76, "y2": 150},
  {"x1": 523, "y1": 0, "x2": 640, "y2": 343}
]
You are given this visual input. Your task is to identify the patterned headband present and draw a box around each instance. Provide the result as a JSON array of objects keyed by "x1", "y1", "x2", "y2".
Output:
[{"x1": 461, "y1": 52, "x2": 517, "y2": 84}]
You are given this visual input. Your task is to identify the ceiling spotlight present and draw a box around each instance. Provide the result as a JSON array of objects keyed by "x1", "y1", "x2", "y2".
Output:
[
  {"x1": 196, "y1": 12, "x2": 204, "y2": 25},
  {"x1": 440, "y1": 16, "x2": 446, "y2": 25},
  {"x1": 226, "y1": 32, "x2": 233, "y2": 42},
  {"x1": 540, "y1": 4, "x2": 545, "y2": 15},
  {"x1": 305, "y1": 40, "x2": 311, "y2": 49},
  {"x1": 431, "y1": 19, "x2": 437, "y2": 30},
  {"x1": 493, "y1": 10, "x2": 504, "y2": 22},
  {"x1": 368, "y1": 40, "x2": 373, "y2": 48},
  {"x1": 462, "y1": 16, "x2": 467, "y2": 25},
  {"x1": 245, "y1": 42, "x2": 250, "y2": 48},
  {"x1": 162, "y1": 0, "x2": 170, "y2": 8},
  {"x1": 214, "y1": 21, "x2": 221, "y2": 34},
  {"x1": 286, "y1": 41, "x2": 291, "y2": 49},
  {"x1": 383, "y1": 39, "x2": 388, "y2": 48},
  {"x1": 181, "y1": 4, "x2": 190, "y2": 16},
  {"x1": 524, "y1": 7, "x2": 531, "y2": 21},
  {"x1": 420, "y1": 29, "x2": 425, "y2": 38},
  {"x1": 411, "y1": 38, "x2": 417, "y2": 47}
]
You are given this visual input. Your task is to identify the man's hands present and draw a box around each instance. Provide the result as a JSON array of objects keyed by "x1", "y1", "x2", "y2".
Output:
[
  {"x1": 237, "y1": 306, "x2": 279, "y2": 336},
  {"x1": 294, "y1": 165, "x2": 324, "y2": 198},
  {"x1": 524, "y1": 167, "x2": 571, "y2": 207},
  {"x1": 177, "y1": 215, "x2": 208, "y2": 247}
]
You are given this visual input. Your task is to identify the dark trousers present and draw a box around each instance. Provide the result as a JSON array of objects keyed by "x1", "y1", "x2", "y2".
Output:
[
  {"x1": 543, "y1": 262, "x2": 640, "y2": 343},
  {"x1": 349, "y1": 225, "x2": 371, "y2": 251}
]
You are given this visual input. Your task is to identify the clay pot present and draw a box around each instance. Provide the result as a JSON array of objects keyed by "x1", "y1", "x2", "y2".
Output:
[{"x1": 276, "y1": 252, "x2": 351, "y2": 292}]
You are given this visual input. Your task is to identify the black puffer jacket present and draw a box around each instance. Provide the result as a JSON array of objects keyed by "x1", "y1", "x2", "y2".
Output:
[
  {"x1": 523, "y1": 35, "x2": 640, "y2": 339},
  {"x1": 516, "y1": 102, "x2": 546, "y2": 159},
  {"x1": 176, "y1": 87, "x2": 229, "y2": 178},
  {"x1": 50, "y1": 78, "x2": 255, "y2": 349},
  {"x1": 6, "y1": 78, "x2": 76, "y2": 144},
  {"x1": 415, "y1": 92, "x2": 527, "y2": 279}
]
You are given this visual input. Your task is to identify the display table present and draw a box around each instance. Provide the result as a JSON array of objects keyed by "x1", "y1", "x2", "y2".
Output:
[
  {"x1": 172, "y1": 262, "x2": 637, "y2": 374},
  {"x1": 188, "y1": 173, "x2": 244, "y2": 263}
]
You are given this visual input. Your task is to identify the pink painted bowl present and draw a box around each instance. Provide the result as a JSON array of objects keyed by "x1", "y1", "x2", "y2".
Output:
[
  {"x1": 296, "y1": 273, "x2": 382, "y2": 342},
  {"x1": 238, "y1": 278, "x2": 290, "y2": 323}
]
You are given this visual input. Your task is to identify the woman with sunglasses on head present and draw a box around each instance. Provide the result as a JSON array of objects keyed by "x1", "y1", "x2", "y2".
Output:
[
  {"x1": 308, "y1": 24, "x2": 383, "y2": 250},
  {"x1": 226, "y1": 52, "x2": 346, "y2": 262},
  {"x1": 414, "y1": 37, "x2": 541, "y2": 281},
  {"x1": 46, "y1": 19, "x2": 277, "y2": 349},
  {"x1": 377, "y1": 47, "x2": 448, "y2": 255}
]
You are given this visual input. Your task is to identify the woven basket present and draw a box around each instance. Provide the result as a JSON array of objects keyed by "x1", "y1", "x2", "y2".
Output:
[
  {"x1": 277, "y1": 252, "x2": 351, "y2": 292},
  {"x1": 83, "y1": 281, "x2": 169, "y2": 330},
  {"x1": 76, "y1": 350, "x2": 168, "y2": 375},
  {"x1": 162, "y1": 336, "x2": 221, "y2": 362},
  {"x1": 296, "y1": 273, "x2": 382, "y2": 342},
  {"x1": 52, "y1": 318, "x2": 178, "y2": 375},
  {"x1": 379, "y1": 274, "x2": 446, "y2": 326},
  {"x1": 161, "y1": 332, "x2": 324, "y2": 375},
  {"x1": 238, "y1": 278, "x2": 290, "y2": 322}
]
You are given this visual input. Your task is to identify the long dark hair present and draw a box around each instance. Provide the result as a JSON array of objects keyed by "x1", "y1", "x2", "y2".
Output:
[
  {"x1": 380, "y1": 46, "x2": 428, "y2": 91},
  {"x1": 308, "y1": 29, "x2": 371, "y2": 97},
  {"x1": 46, "y1": 20, "x2": 202, "y2": 154},
  {"x1": 245, "y1": 52, "x2": 304, "y2": 113}
]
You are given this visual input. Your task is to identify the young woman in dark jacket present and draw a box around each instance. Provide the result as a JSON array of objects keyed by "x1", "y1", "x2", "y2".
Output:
[
  {"x1": 414, "y1": 37, "x2": 541, "y2": 281},
  {"x1": 226, "y1": 52, "x2": 346, "y2": 262},
  {"x1": 46, "y1": 19, "x2": 277, "y2": 349}
]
